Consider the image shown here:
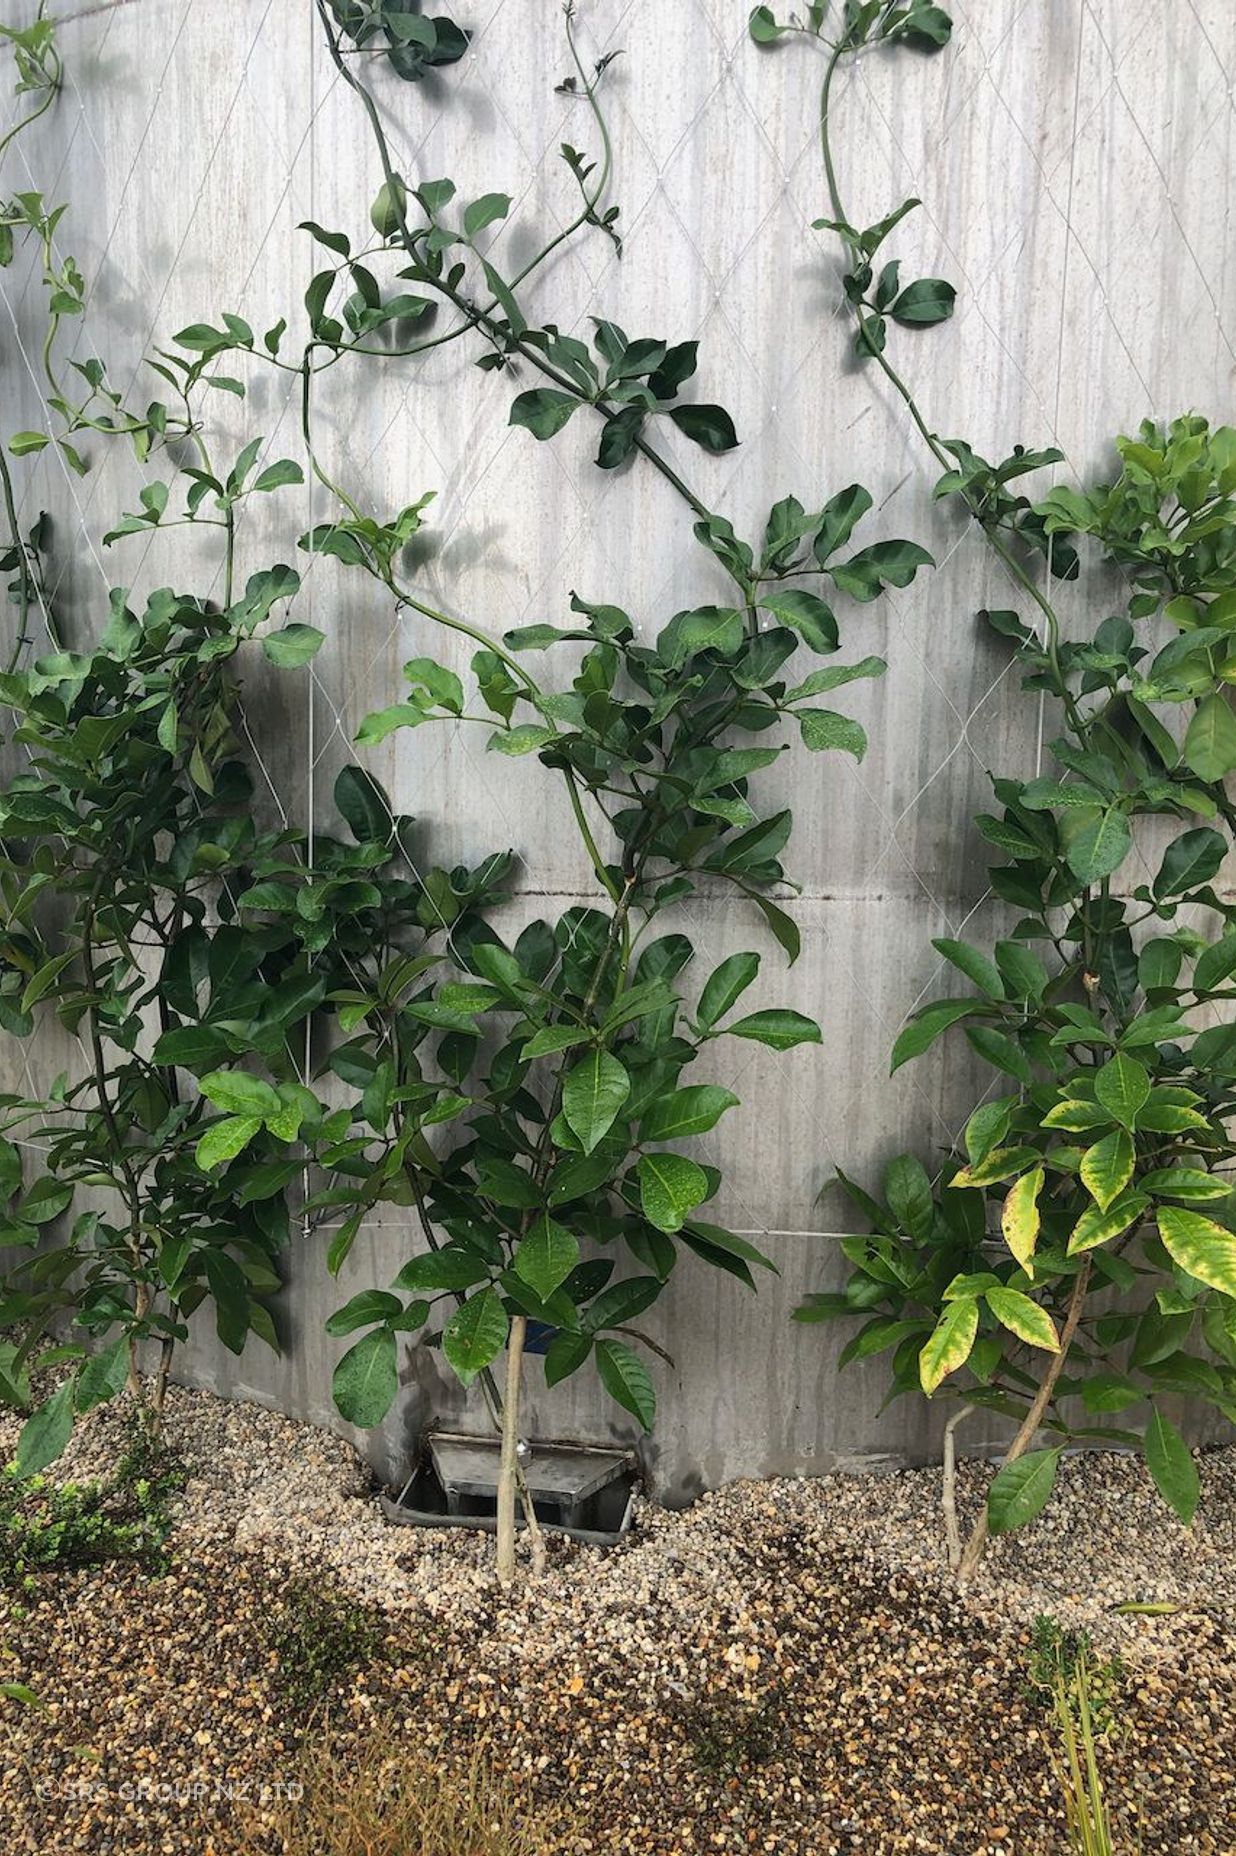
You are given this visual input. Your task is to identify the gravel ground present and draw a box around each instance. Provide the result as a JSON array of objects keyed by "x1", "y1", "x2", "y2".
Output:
[{"x1": 0, "y1": 1385, "x2": 1233, "y2": 1855}]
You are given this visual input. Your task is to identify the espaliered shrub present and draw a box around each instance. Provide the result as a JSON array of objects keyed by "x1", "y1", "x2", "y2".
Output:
[
  {"x1": 0, "y1": 14, "x2": 507, "y2": 1469},
  {"x1": 0, "y1": 3, "x2": 937, "y2": 1581},
  {"x1": 755, "y1": 3, "x2": 1236, "y2": 1574}
]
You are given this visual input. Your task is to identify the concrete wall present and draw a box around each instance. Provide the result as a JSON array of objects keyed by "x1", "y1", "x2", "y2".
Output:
[{"x1": 2, "y1": 0, "x2": 1234, "y2": 1497}]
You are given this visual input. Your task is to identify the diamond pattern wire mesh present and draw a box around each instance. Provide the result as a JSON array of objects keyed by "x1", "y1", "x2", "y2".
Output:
[{"x1": 1, "y1": 0, "x2": 1235, "y2": 1483}]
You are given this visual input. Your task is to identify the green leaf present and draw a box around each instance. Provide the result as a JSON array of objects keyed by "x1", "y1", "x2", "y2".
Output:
[
  {"x1": 19, "y1": 1177, "x2": 72, "y2": 1225},
  {"x1": 195, "y1": 1115, "x2": 263, "y2": 1171},
  {"x1": 594, "y1": 1338, "x2": 656, "y2": 1431},
  {"x1": 370, "y1": 174, "x2": 408, "y2": 237},
  {"x1": 885, "y1": 1154, "x2": 933, "y2": 1242},
  {"x1": 200, "y1": 1070, "x2": 281, "y2": 1117},
  {"x1": 394, "y1": 1247, "x2": 489, "y2": 1292},
  {"x1": 513, "y1": 1214, "x2": 579, "y2": 1302},
  {"x1": 1194, "y1": 933, "x2": 1236, "y2": 994},
  {"x1": 1143, "y1": 1410, "x2": 1199, "y2": 1525},
  {"x1": 442, "y1": 1289, "x2": 509, "y2": 1387},
  {"x1": 1183, "y1": 691, "x2": 1236, "y2": 782},
  {"x1": 1093, "y1": 1053, "x2": 1150, "y2": 1128},
  {"x1": 325, "y1": 1290, "x2": 403, "y2": 1337},
  {"x1": 668, "y1": 403, "x2": 738, "y2": 453},
  {"x1": 1157, "y1": 1205, "x2": 1236, "y2": 1298},
  {"x1": 890, "y1": 999, "x2": 975, "y2": 1072},
  {"x1": 355, "y1": 703, "x2": 426, "y2": 746},
  {"x1": 784, "y1": 656, "x2": 885, "y2": 701},
  {"x1": 640, "y1": 1085, "x2": 739, "y2": 1141},
  {"x1": 753, "y1": 895, "x2": 800, "y2": 966},
  {"x1": 724, "y1": 1009, "x2": 821, "y2": 1051},
  {"x1": 758, "y1": 587, "x2": 838, "y2": 653},
  {"x1": 488, "y1": 723, "x2": 557, "y2": 756},
  {"x1": 262, "y1": 624, "x2": 324, "y2": 668},
  {"x1": 463, "y1": 192, "x2": 511, "y2": 237},
  {"x1": 14, "y1": 1381, "x2": 74, "y2": 1478},
  {"x1": 813, "y1": 483, "x2": 873, "y2": 563},
  {"x1": 509, "y1": 388, "x2": 579, "y2": 439},
  {"x1": 1081, "y1": 1129, "x2": 1134, "y2": 1211},
  {"x1": 697, "y1": 952, "x2": 760, "y2": 1030},
  {"x1": 298, "y1": 219, "x2": 351, "y2": 257},
  {"x1": 830, "y1": 538, "x2": 933, "y2": 602},
  {"x1": 75, "y1": 1337, "x2": 129, "y2": 1414},
  {"x1": 656, "y1": 605, "x2": 745, "y2": 668},
  {"x1": 963, "y1": 1101, "x2": 1012, "y2": 1167},
  {"x1": 334, "y1": 765, "x2": 394, "y2": 843},
  {"x1": 918, "y1": 1296, "x2": 978, "y2": 1394},
  {"x1": 9, "y1": 431, "x2": 49, "y2": 456},
  {"x1": 932, "y1": 937, "x2": 1004, "y2": 1000},
  {"x1": 1001, "y1": 1167, "x2": 1044, "y2": 1270},
  {"x1": 1064, "y1": 806, "x2": 1132, "y2": 883},
  {"x1": 250, "y1": 459, "x2": 304, "y2": 493},
  {"x1": 889, "y1": 277, "x2": 955, "y2": 325},
  {"x1": 900, "y1": 2, "x2": 953, "y2": 48},
  {"x1": 748, "y1": 5, "x2": 785, "y2": 43},
  {"x1": 521, "y1": 1025, "x2": 592, "y2": 1060},
  {"x1": 638, "y1": 1152, "x2": 709, "y2": 1234},
  {"x1": 985, "y1": 1287, "x2": 1059, "y2": 1353},
  {"x1": 1154, "y1": 827, "x2": 1227, "y2": 898},
  {"x1": 544, "y1": 1329, "x2": 592, "y2": 1388},
  {"x1": 796, "y1": 709, "x2": 867, "y2": 759},
  {"x1": 562, "y1": 1049, "x2": 630, "y2": 1154},
  {"x1": 403, "y1": 656, "x2": 464, "y2": 713},
  {"x1": 987, "y1": 1448, "x2": 1061, "y2": 1534},
  {"x1": 686, "y1": 1223, "x2": 777, "y2": 1277},
  {"x1": 332, "y1": 1327, "x2": 398, "y2": 1428}
]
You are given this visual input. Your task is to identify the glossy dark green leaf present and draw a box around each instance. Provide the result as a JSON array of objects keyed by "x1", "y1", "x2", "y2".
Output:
[
  {"x1": 332, "y1": 1327, "x2": 399, "y2": 1428},
  {"x1": 595, "y1": 1337, "x2": 656, "y2": 1430},
  {"x1": 889, "y1": 277, "x2": 956, "y2": 325},
  {"x1": 509, "y1": 389, "x2": 579, "y2": 440}
]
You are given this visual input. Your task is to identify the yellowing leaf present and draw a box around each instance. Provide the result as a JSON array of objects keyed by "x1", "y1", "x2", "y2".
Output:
[
  {"x1": 1157, "y1": 1205, "x2": 1236, "y2": 1299},
  {"x1": 985, "y1": 1286, "x2": 1059, "y2": 1353},
  {"x1": 1001, "y1": 1167, "x2": 1044, "y2": 1271},
  {"x1": 1068, "y1": 1191, "x2": 1148, "y2": 1255},
  {"x1": 1080, "y1": 1128, "x2": 1134, "y2": 1211},
  {"x1": 918, "y1": 1296, "x2": 978, "y2": 1395}
]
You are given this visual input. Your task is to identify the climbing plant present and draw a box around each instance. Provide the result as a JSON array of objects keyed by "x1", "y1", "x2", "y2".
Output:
[
  {"x1": 123, "y1": 0, "x2": 935, "y2": 1576},
  {"x1": 0, "y1": 11, "x2": 502, "y2": 1471},
  {"x1": 0, "y1": 2, "x2": 937, "y2": 1576},
  {"x1": 755, "y1": 2, "x2": 1236, "y2": 1573}
]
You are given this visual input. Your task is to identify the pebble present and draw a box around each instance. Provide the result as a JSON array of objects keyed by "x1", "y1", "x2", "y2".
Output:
[{"x1": 0, "y1": 1385, "x2": 1233, "y2": 1853}]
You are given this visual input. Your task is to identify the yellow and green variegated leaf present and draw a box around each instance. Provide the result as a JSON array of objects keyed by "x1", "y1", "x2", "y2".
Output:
[
  {"x1": 985, "y1": 1285, "x2": 1060, "y2": 1352},
  {"x1": 950, "y1": 1145, "x2": 1041, "y2": 1189},
  {"x1": 918, "y1": 1295, "x2": 979, "y2": 1396},
  {"x1": 1157, "y1": 1205, "x2": 1236, "y2": 1299},
  {"x1": 1001, "y1": 1167, "x2": 1044, "y2": 1271},
  {"x1": 1141, "y1": 1167, "x2": 1230, "y2": 1204},
  {"x1": 1080, "y1": 1128, "x2": 1134, "y2": 1211},
  {"x1": 1137, "y1": 1102, "x2": 1211, "y2": 1135},
  {"x1": 1068, "y1": 1190, "x2": 1148, "y2": 1255},
  {"x1": 1093, "y1": 1053, "x2": 1151, "y2": 1128},
  {"x1": 1041, "y1": 1099, "x2": 1113, "y2": 1132}
]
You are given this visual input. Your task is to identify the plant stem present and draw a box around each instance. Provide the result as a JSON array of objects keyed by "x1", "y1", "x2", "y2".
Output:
[
  {"x1": 957, "y1": 1258, "x2": 1092, "y2": 1581},
  {"x1": 941, "y1": 1401, "x2": 973, "y2": 1570},
  {"x1": 313, "y1": 0, "x2": 731, "y2": 575},
  {"x1": 0, "y1": 447, "x2": 34, "y2": 671},
  {"x1": 496, "y1": 1313, "x2": 526, "y2": 1586},
  {"x1": 817, "y1": 42, "x2": 1088, "y2": 739}
]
